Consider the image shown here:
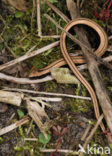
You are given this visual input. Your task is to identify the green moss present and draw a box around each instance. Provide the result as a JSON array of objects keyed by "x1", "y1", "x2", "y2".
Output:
[
  {"x1": 14, "y1": 141, "x2": 43, "y2": 156},
  {"x1": 46, "y1": 80, "x2": 58, "y2": 92},
  {"x1": 65, "y1": 98, "x2": 92, "y2": 113},
  {"x1": 0, "y1": 137, "x2": 7, "y2": 144},
  {"x1": 14, "y1": 123, "x2": 43, "y2": 156}
]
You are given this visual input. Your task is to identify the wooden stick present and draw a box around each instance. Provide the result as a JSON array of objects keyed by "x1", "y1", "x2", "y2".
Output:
[
  {"x1": 0, "y1": 117, "x2": 29, "y2": 136},
  {"x1": 0, "y1": 41, "x2": 59, "y2": 71},
  {"x1": 0, "y1": 73, "x2": 53, "y2": 84},
  {"x1": 0, "y1": 35, "x2": 16, "y2": 57},
  {"x1": 24, "y1": 138, "x2": 38, "y2": 141},
  {"x1": 77, "y1": 0, "x2": 80, "y2": 8},
  {"x1": 42, "y1": 0, "x2": 70, "y2": 23},
  {"x1": 44, "y1": 14, "x2": 91, "y2": 51},
  {"x1": 40, "y1": 35, "x2": 60, "y2": 39},
  {"x1": 26, "y1": 96, "x2": 62, "y2": 102},
  {"x1": 40, "y1": 149, "x2": 77, "y2": 154},
  {"x1": 77, "y1": 55, "x2": 112, "y2": 71},
  {"x1": 3, "y1": 88, "x2": 92, "y2": 100},
  {"x1": 37, "y1": 0, "x2": 42, "y2": 36},
  {"x1": 31, "y1": 0, "x2": 36, "y2": 32},
  {"x1": 0, "y1": 90, "x2": 23, "y2": 106},
  {"x1": 26, "y1": 120, "x2": 33, "y2": 135},
  {"x1": 81, "y1": 124, "x2": 92, "y2": 141},
  {"x1": 80, "y1": 0, "x2": 85, "y2": 8}
]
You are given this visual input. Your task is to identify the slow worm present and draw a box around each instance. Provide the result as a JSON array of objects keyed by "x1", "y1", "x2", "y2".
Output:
[
  {"x1": 29, "y1": 18, "x2": 108, "y2": 132},
  {"x1": 60, "y1": 18, "x2": 108, "y2": 132}
]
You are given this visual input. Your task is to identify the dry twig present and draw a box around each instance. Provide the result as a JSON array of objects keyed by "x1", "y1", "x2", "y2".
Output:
[
  {"x1": 26, "y1": 96, "x2": 62, "y2": 102},
  {"x1": 0, "y1": 90, "x2": 24, "y2": 106},
  {"x1": 80, "y1": 0, "x2": 85, "y2": 8},
  {"x1": 77, "y1": 55, "x2": 112, "y2": 71},
  {"x1": 3, "y1": 88, "x2": 91, "y2": 100},
  {"x1": 0, "y1": 41, "x2": 59, "y2": 71},
  {"x1": 31, "y1": 0, "x2": 36, "y2": 32},
  {"x1": 0, "y1": 72, "x2": 53, "y2": 84},
  {"x1": 44, "y1": 14, "x2": 90, "y2": 51},
  {"x1": 0, "y1": 117, "x2": 29, "y2": 136},
  {"x1": 40, "y1": 35, "x2": 60, "y2": 39},
  {"x1": 26, "y1": 120, "x2": 33, "y2": 135},
  {"x1": 81, "y1": 124, "x2": 92, "y2": 141},
  {"x1": 40, "y1": 149, "x2": 77, "y2": 154},
  {"x1": 37, "y1": 0, "x2": 42, "y2": 36},
  {"x1": 42, "y1": 0, "x2": 70, "y2": 23},
  {"x1": 24, "y1": 138, "x2": 38, "y2": 141}
]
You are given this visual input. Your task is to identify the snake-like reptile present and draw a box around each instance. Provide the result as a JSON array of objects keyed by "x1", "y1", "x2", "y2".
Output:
[{"x1": 30, "y1": 18, "x2": 108, "y2": 132}]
